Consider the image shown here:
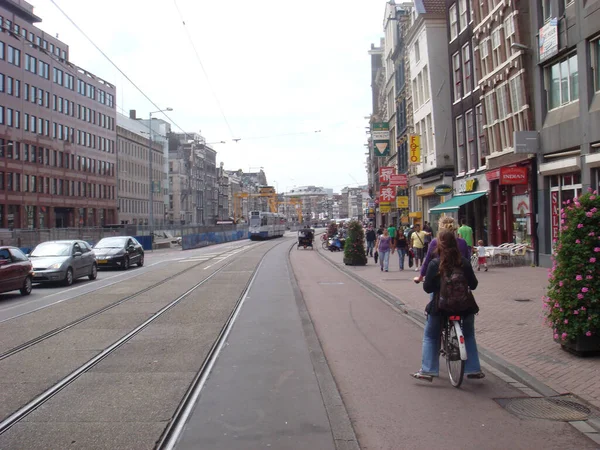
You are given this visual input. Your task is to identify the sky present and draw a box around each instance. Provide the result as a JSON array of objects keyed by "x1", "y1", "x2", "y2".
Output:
[{"x1": 32, "y1": 0, "x2": 384, "y2": 194}]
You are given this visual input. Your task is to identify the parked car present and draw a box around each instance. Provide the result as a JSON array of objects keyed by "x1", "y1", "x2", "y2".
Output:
[
  {"x1": 29, "y1": 240, "x2": 97, "y2": 286},
  {"x1": 93, "y1": 236, "x2": 144, "y2": 270},
  {"x1": 0, "y1": 247, "x2": 33, "y2": 296}
]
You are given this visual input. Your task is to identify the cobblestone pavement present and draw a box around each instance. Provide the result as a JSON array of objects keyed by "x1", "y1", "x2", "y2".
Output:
[{"x1": 318, "y1": 245, "x2": 600, "y2": 410}]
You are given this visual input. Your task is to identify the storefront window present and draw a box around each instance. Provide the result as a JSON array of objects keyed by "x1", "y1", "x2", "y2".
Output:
[
  {"x1": 512, "y1": 185, "x2": 531, "y2": 246},
  {"x1": 549, "y1": 172, "x2": 582, "y2": 247}
]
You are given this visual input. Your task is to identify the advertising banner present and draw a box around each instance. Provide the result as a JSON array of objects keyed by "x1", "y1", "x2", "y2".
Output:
[
  {"x1": 379, "y1": 186, "x2": 395, "y2": 203},
  {"x1": 551, "y1": 191, "x2": 559, "y2": 244},
  {"x1": 396, "y1": 196, "x2": 409, "y2": 208},
  {"x1": 409, "y1": 135, "x2": 420, "y2": 164},
  {"x1": 373, "y1": 122, "x2": 390, "y2": 157},
  {"x1": 389, "y1": 174, "x2": 408, "y2": 187},
  {"x1": 500, "y1": 167, "x2": 528, "y2": 185},
  {"x1": 539, "y1": 18, "x2": 558, "y2": 62},
  {"x1": 379, "y1": 166, "x2": 395, "y2": 183}
]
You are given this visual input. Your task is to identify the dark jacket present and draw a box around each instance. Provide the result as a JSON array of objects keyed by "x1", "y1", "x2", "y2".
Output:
[
  {"x1": 366, "y1": 230, "x2": 376, "y2": 242},
  {"x1": 422, "y1": 257, "x2": 479, "y2": 316}
]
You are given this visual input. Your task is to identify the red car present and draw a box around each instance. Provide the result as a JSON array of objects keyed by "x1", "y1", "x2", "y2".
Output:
[{"x1": 0, "y1": 246, "x2": 34, "y2": 296}]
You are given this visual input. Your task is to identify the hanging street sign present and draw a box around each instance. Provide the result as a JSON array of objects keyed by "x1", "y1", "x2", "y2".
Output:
[
  {"x1": 409, "y1": 135, "x2": 421, "y2": 164},
  {"x1": 434, "y1": 184, "x2": 453, "y2": 196},
  {"x1": 389, "y1": 174, "x2": 408, "y2": 188},
  {"x1": 396, "y1": 196, "x2": 409, "y2": 208},
  {"x1": 379, "y1": 186, "x2": 395, "y2": 203},
  {"x1": 379, "y1": 166, "x2": 395, "y2": 183},
  {"x1": 372, "y1": 122, "x2": 390, "y2": 157}
]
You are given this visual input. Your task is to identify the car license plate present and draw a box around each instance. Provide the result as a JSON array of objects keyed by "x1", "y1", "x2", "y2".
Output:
[{"x1": 98, "y1": 259, "x2": 108, "y2": 264}]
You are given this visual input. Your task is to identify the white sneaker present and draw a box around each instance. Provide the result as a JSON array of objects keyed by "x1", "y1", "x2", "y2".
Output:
[{"x1": 414, "y1": 267, "x2": 419, "y2": 272}]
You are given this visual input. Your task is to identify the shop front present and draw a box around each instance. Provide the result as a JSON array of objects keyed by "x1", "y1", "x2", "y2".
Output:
[
  {"x1": 416, "y1": 174, "x2": 454, "y2": 227},
  {"x1": 486, "y1": 162, "x2": 534, "y2": 247},
  {"x1": 451, "y1": 174, "x2": 490, "y2": 244}
]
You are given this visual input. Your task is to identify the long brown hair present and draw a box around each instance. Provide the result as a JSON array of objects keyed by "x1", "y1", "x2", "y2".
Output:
[{"x1": 436, "y1": 228, "x2": 462, "y2": 275}]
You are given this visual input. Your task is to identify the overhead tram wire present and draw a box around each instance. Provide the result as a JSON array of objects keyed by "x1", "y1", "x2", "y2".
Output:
[
  {"x1": 172, "y1": 0, "x2": 237, "y2": 140},
  {"x1": 49, "y1": 0, "x2": 188, "y2": 135}
]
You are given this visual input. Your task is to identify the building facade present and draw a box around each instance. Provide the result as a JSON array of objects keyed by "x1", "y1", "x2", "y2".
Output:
[
  {"x1": 530, "y1": 0, "x2": 600, "y2": 266},
  {"x1": 472, "y1": 0, "x2": 535, "y2": 248},
  {"x1": 444, "y1": 0, "x2": 489, "y2": 242},
  {"x1": 0, "y1": 0, "x2": 117, "y2": 229},
  {"x1": 407, "y1": 0, "x2": 454, "y2": 226},
  {"x1": 116, "y1": 112, "x2": 165, "y2": 227}
]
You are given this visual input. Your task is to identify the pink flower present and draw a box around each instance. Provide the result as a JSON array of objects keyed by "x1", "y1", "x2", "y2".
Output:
[
  {"x1": 587, "y1": 212, "x2": 594, "y2": 218},
  {"x1": 554, "y1": 333, "x2": 559, "y2": 339},
  {"x1": 581, "y1": 306, "x2": 587, "y2": 311},
  {"x1": 574, "y1": 310, "x2": 579, "y2": 315},
  {"x1": 561, "y1": 332, "x2": 568, "y2": 340},
  {"x1": 566, "y1": 199, "x2": 571, "y2": 205},
  {"x1": 591, "y1": 257, "x2": 597, "y2": 263},
  {"x1": 576, "y1": 275, "x2": 583, "y2": 281},
  {"x1": 592, "y1": 208, "x2": 598, "y2": 213},
  {"x1": 586, "y1": 331, "x2": 593, "y2": 337},
  {"x1": 559, "y1": 281, "x2": 564, "y2": 287},
  {"x1": 582, "y1": 287, "x2": 589, "y2": 292},
  {"x1": 595, "y1": 248, "x2": 600, "y2": 253},
  {"x1": 564, "y1": 319, "x2": 569, "y2": 324},
  {"x1": 588, "y1": 187, "x2": 594, "y2": 192},
  {"x1": 578, "y1": 293, "x2": 584, "y2": 299},
  {"x1": 587, "y1": 275, "x2": 594, "y2": 280},
  {"x1": 577, "y1": 224, "x2": 584, "y2": 228},
  {"x1": 589, "y1": 232, "x2": 596, "y2": 237},
  {"x1": 576, "y1": 239, "x2": 581, "y2": 244},
  {"x1": 590, "y1": 195, "x2": 597, "y2": 200}
]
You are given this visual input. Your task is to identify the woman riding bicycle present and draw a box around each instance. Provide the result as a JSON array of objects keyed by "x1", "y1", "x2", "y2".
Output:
[{"x1": 412, "y1": 226, "x2": 485, "y2": 381}]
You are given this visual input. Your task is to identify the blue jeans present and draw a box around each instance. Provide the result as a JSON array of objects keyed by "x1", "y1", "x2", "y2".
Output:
[
  {"x1": 379, "y1": 249, "x2": 390, "y2": 271},
  {"x1": 421, "y1": 312, "x2": 481, "y2": 376},
  {"x1": 366, "y1": 240, "x2": 375, "y2": 256},
  {"x1": 397, "y1": 248, "x2": 407, "y2": 269}
]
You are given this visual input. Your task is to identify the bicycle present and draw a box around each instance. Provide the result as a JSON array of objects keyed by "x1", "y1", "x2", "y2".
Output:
[{"x1": 413, "y1": 278, "x2": 468, "y2": 388}]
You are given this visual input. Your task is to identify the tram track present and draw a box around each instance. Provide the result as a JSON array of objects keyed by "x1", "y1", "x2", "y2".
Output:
[{"x1": 0, "y1": 241, "x2": 261, "y2": 362}]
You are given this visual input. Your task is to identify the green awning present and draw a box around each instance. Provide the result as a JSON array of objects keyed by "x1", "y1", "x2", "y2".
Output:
[{"x1": 429, "y1": 192, "x2": 487, "y2": 213}]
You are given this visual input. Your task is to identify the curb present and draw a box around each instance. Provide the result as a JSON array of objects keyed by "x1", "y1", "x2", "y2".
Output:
[
  {"x1": 313, "y1": 240, "x2": 600, "y2": 442},
  {"x1": 287, "y1": 244, "x2": 360, "y2": 450}
]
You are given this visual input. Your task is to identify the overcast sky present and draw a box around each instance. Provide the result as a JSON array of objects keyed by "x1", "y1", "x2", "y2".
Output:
[{"x1": 33, "y1": 0, "x2": 384, "y2": 194}]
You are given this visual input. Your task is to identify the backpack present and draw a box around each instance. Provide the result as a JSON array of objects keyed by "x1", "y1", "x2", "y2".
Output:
[{"x1": 437, "y1": 265, "x2": 476, "y2": 314}]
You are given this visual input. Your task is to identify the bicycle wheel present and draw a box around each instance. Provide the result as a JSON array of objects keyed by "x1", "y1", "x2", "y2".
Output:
[
  {"x1": 322, "y1": 241, "x2": 329, "y2": 249},
  {"x1": 445, "y1": 323, "x2": 465, "y2": 388}
]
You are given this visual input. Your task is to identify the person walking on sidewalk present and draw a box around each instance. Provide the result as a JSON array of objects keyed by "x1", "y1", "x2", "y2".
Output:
[
  {"x1": 476, "y1": 240, "x2": 488, "y2": 272},
  {"x1": 412, "y1": 228, "x2": 484, "y2": 381},
  {"x1": 395, "y1": 227, "x2": 408, "y2": 270},
  {"x1": 365, "y1": 225, "x2": 376, "y2": 257},
  {"x1": 457, "y1": 219, "x2": 474, "y2": 255},
  {"x1": 375, "y1": 228, "x2": 392, "y2": 272},
  {"x1": 410, "y1": 224, "x2": 428, "y2": 272},
  {"x1": 423, "y1": 221, "x2": 433, "y2": 254},
  {"x1": 388, "y1": 222, "x2": 397, "y2": 248}
]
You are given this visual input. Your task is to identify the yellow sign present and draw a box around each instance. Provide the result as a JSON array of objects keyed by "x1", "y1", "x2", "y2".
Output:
[
  {"x1": 380, "y1": 205, "x2": 391, "y2": 213},
  {"x1": 396, "y1": 196, "x2": 409, "y2": 208},
  {"x1": 408, "y1": 211, "x2": 422, "y2": 218},
  {"x1": 417, "y1": 187, "x2": 436, "y2": 196},
  {"x1": 409, "y1": 135, "x2": 421, "y2": 164}
]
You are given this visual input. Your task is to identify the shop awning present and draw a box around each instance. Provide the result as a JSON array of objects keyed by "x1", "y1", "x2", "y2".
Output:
[{"x1": 429, "y1": 192, "x2": 486, "y2": 213}]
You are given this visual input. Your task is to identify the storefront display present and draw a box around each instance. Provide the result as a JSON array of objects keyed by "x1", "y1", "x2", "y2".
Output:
[{"x1": 548, "y1": 172, "x2": 582, "y2": 244}]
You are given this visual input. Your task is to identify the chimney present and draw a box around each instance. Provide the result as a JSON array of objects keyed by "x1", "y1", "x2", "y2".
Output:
[{"x1": 129, "y1": 109, "x2": 137, "y2": 120}]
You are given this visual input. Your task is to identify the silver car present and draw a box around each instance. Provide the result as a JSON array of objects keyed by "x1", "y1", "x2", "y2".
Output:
[{"x1": 29, "y1": 240, "x2": 98, "y2": 286}]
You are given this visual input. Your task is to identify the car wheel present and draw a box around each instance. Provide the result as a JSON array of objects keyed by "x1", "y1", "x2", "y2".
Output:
[
  {"x1": 137, "y1": 254, "x2": 144, "y2": 267},
  {"x1": 123, "y1": 256, "x2": 130, "y2": 270},
  {"x1": 64, "y1": 268, "x2": 74, "y2": 286},
  {"x1": 20, "y1": 276, "x2": 33, "y2": 296},
  {"x1": 89, "y1": 263, "x2": 98, "y2": 280}
]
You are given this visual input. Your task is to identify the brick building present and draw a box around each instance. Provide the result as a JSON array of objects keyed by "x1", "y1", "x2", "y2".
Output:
[{"x1": 0, "y1": 0, "x2": 117, "y2": 229}]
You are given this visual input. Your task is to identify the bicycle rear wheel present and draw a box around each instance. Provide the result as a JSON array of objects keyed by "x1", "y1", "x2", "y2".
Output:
[{"x1": 445, "y1": 323, "x2": 465, "y2": 388}]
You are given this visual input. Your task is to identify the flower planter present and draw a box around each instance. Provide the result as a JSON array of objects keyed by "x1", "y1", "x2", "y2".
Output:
[
  {"x1": 344, "y1": 257, "x2": 366, "y2": 266},
  {"x1": 555, "y1": 334, "x2": 600, "y2": 356}
]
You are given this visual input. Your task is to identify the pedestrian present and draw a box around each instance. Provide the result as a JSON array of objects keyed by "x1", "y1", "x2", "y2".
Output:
[
  {"x1": 365, "y1": 225, "x2": 376, "y2": 257},
  {"x1": 411, "y1": 228, "x2": 484, "y2": 381},
  {"x1": 388, "y1": 222, "x2": 397, "y2": 247},
  {"x1": 395, "y1": 227, "x2": 408, "y2": 270},
  {"x1": 375, "y1": 228, "x2": 392, "y2": 272},
  {"x1": 423, "y1": 221, "x2": 433, "y2": 254},
  {"x1": 414, "y1": 216, "x2": 471, "y2": 284},
  {"x1": 476, "y1": 239, "x2": 488, "y2": 272},
  {"x1": 409, "y1": 223, "x2": 428, "y2": 272},
  {"x1": 457, "y1": 218, "x2": 474, "y2": 255},
  {"x1": 377, "y1": 225, "x2": 384, "y2": 237}
]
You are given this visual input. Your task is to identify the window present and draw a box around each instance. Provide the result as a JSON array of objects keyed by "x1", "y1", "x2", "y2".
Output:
[
  {"x1": 449, "y1": 4, "x2": 458, "y2": 40},
  {"x1": 6, "y1": 108, "x2": 12, "y2": 127},
  {"x1": 593, "y1": 38, "x2": 600, "y2": 92},
  {"x1": 7, "y1": 46, "x2": 20, "y2": 66},
  {"x1": 491, "y1": 26, "x2": 504, "y2": 68},
  {"x1": 423, "y1": 66, "x2": 430, "y2": 101},
  {"x1": 413, "y1": 79, "x2": 419, "y2": 109},
  {"x1": 542, "y1": 0, "x2": 552, "y2": 21},
  {"x1": 414, "y1": 40, "x2": 420, "y2": 62},
  {"x1": 452, "y1": 51, "x2": 462, "y2": 101},
  {"x1": 459, "y1": 0, "x2": 468, "y2": 31},
  {"x1": 548, "y1": 53, "x2": 578, "y2": 109},
  {"x1": 504, "y1": 14, "x2": 515, "y2": 51},
  {"x1": 456, "y1": 115, "x2": 465, "y2": 172},
  {"x1": 462, "y1": 44, "x2": 472, "y2": 95},
  {"x1": 0, "y1": 41, "x2": 3, "y2": 60},
  {"x1": 509, "y1": 74, "x2": 525, "y2": 111},
  {"x1": 480, "y1": 38, "x2": 490, "y2": 76},
  {"x1": 0, "y1": 73, "x2": 3, "y2": 92}
]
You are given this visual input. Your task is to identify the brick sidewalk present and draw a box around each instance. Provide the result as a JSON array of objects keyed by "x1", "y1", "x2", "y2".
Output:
[{"x1": 317, "y1": 244, "x2": 600, "y2": 409}]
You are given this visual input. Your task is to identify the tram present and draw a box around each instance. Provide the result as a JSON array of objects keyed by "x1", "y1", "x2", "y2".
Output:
[{"x1": 249, "y1": 211, "x2": 286, "y2": 240}]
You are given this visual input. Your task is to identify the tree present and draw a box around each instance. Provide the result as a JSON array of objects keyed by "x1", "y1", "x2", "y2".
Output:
[{"x1": 343, "y1": 220, "x2": 367, "y2": 266}]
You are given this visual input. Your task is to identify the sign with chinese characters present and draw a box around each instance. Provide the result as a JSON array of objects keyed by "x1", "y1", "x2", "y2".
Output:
[
  {"x1": 372, "y1": 122, "x2": 390, "y2": 157},
  {"x1": 458, "y1": 178, "x2": 478, "y2": 193},
  {"x1": 409, "y1": 135, "x2": 420, "y2": 164},
  {"x1": 389, "y1": 174, "x2": 408, "y2": 188},
  {"x1": 379, "y1": 186, "x2": 395, "y2": 203},
  {"x1": 500, "y1": 167, "x2": 528, "y2": 185},
  {"x1": 396, "y1": 196, "x2": 409, "y2": 208},
  {"x1": 539, "y1": 18, "x2": 558, "y2": 62},
  {"x1": 379, "y1": 166, "x2": 395, "y2": 183}
]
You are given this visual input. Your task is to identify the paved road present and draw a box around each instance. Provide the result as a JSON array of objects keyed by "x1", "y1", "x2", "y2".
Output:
[
  {"x1": 291, "y1": 247, "x2": 598, "y2": 449},
  {"x1": 0, "y1": 240, "x2": 256, "y2": 323}
]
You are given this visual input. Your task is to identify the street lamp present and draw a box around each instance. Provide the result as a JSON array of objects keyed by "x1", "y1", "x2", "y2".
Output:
[{"x1": 148, "y1": 107, "x2": 172, "y2": 239}]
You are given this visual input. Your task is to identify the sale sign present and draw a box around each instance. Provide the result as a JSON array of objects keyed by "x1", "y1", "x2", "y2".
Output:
[
  {"x1": 379, "y1": 166, "x2": 395, "y2": 183},
  {"x1": 379, "y1": 186, "x2": 395, "y2": 203},
  {"x1": 551, "y1": 191, "x2": 559, "y2": 245}
]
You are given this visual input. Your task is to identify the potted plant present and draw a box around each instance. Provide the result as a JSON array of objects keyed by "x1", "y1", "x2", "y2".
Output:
[
  {"x1": 343, "y1": 220, "x2": 367, "y2": 266},
  {"x1": 544, "y1": 189, "x2": 600, "y2": 354}
]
